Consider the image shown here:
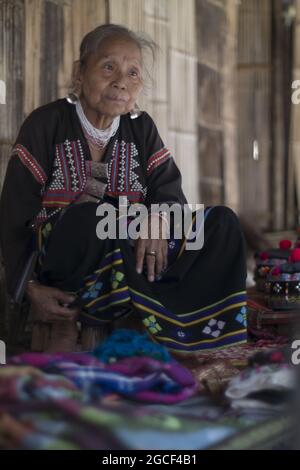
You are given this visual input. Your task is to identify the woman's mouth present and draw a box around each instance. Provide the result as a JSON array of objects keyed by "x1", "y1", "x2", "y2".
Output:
[{"x1": 106, "y1": 96, "x2": 127, "y2": 103}]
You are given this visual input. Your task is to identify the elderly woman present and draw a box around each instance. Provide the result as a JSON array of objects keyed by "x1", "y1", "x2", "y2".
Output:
[{"x1": 0, "y1": 24, "x2": 247, "y2": 353}]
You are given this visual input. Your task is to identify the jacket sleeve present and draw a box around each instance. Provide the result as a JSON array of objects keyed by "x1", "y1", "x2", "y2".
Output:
[
  {"x1": 143, "y1": 113, "x2": 187, "y2": 208},
  {"x1": 0, "y1": 111, "x2": 50, "y2": 303}
]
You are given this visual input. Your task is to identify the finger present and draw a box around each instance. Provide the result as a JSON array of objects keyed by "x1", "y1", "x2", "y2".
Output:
[
  {"x1": 48, "y1": 312, "x2": 77, "y2": 322},
  {"x1": 51, "y1": 314, "x2": 77, "y2": 322},
  {"x1": 49, "y1": 305, "x2": 79, "y2": 317},
  {"x1": 163, "y1": 241, "x2": 169, "y2": 270},
  {"x1": 155, "y1": 246, "x2": 164, "y2": 275},
  {"x1": 53, "y1": 288, "x2": 76, "y2": 304},
  {"x1": 146, "y1": 243, "x2": 157, "y2": 282},
  {"x1": 135, "y1": 239, "x2": 146, "y2": 274}
]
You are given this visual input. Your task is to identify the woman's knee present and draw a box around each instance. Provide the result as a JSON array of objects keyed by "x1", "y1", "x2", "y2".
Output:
[{"x1": 208, "y1": 205, "x2": 240, "y2": 226}]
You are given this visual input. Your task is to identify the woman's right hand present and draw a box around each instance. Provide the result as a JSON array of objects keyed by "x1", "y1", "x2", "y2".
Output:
[{"x1": 26, "y1": 282, "x2": 80, "y2": 323}]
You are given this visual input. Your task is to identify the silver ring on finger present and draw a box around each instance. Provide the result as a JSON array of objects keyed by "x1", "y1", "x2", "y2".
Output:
[{"x1": 146, "y1": 251, "x2": 157, "y2": 257}]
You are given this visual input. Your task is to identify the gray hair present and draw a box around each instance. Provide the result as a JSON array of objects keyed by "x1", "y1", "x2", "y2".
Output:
[{"x1": 79, "y1": 24, "x2": 158, "y2": 86}]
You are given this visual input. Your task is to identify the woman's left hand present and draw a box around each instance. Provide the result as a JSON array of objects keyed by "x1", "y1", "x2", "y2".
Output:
[{"x1": 135, "y1": 215, "x2": 169, "y2": 282}]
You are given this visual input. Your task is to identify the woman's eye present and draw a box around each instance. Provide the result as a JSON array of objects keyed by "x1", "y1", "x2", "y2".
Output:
[
  {"x1": 129, "y1": 69, "x2": 139, "y2": 77},
  {"x1": 103, "y1": 63, "x2": 113, "y2": 71}
]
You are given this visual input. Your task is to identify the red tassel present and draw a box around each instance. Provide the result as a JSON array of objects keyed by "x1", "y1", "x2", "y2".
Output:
[
  {"x1": 279, "y1": 239, "x2": 292, "y2": 250},
  {"x1": 290, "y1": 248, "x2": 300, "y2": 263}
]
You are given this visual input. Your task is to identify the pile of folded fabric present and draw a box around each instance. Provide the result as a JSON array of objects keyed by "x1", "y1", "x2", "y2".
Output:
[
  {"x1": 0, "y1": 329, "x2": 295, "y2": 450},
  {"x1": 7, "y1": 330, "x2": 197, "y2": 404},
  {"x1": 0, "y1": 365, "x2": 292, "y2": 450}
]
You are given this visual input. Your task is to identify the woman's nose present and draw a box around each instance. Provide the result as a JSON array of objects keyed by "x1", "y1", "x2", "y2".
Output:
[
  {"x1": 112, "y1": 72, "x2": 127, "y2": 89},
  {"x1": 112, "y1": 82, "x2": 126, "y2": 90}
]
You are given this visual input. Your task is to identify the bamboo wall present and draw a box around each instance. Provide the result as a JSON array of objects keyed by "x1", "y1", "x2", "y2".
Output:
[
  {"x1": 237, "y1": 0, "x2": 272, "y2": 230},
  {"x1": 196, "y1": 0, "x2": 240, "y2": 211},
  {"x1": 236, "y1": 0, "x2": 296, "y2": 231},
  {"x1": 290, "y1": 0, "x2": 300, "y2": 226}
]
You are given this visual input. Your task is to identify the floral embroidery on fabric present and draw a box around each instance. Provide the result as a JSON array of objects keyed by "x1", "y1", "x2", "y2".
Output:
[
  {"x1": 202, "y1": 319, "x2": 226, "y2": 338},
  {"x1": 111, "y1": 269, "x2": 125, "y2": 290},
  {"x1": 235, "y1": 306, "x2": 247, "y2": 327},
  {"x1": 177, "y1": 330, "x2": 186, "y2": 338},
  {"x1": 82, "y1": 282, "x2": 104, "y2": 300},
  {"x1": 143, "y1": 315, "x2": 163, "y2": 334}
]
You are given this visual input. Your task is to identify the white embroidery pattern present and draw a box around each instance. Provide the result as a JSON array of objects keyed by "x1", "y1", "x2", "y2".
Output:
[
  {"x1": 107, "y1": 140, "x2": 147, "y2": 201},
  {"x1": 202, "y1": 319, "x2": 226, "y2": 338},
  {"x1": 47, "y1": 140, "x2": 86, "y2": 194}
]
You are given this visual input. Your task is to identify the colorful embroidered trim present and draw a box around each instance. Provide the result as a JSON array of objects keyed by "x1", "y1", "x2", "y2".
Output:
[
  {"x1": 12, "y1": 144, "x2": 47, "y2": 185},
  {"x1": 147, "y1": 148, "x2": 171, "y2": 176}
]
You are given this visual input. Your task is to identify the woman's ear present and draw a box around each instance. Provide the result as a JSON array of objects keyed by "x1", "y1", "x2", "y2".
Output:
[
  {"x1": 72, "y1": 60, "x2": 82, "y2": 90},
  {"x1": 66, "y1": 61, "x2": 82, "y2": 104}
]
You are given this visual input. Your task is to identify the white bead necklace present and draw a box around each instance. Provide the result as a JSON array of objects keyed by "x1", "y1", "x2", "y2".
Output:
[{"x1": 75, "y1": 99, "x2": 120, "y2": 149}]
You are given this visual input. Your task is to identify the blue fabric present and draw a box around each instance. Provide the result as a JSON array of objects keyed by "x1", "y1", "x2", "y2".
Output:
[{"x1": 92, "y1": 328, "x2": 171, "y2": 364}]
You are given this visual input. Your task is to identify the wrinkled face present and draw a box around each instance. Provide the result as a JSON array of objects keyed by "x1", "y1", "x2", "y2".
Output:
[{"x1": 77, "y1": 35, "x2": 143, "y2": 119}]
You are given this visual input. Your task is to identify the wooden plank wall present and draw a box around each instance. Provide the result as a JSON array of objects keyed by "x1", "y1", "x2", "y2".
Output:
[
  {"x1": 0, "y1": 0, "x2": 25, "y2": 188},
  {"x1": 271, "y1": 0, "x2": 286, "y2": 231},
  {"x1": 222, "y1": 0, "x2": 239, "y2": 213},
  {"x1": 237, "y1": 0, "x2": 296, "y2": 231},
  {"x1": 196, "y1": 0, "x2": 226, "y2": 207},
  {"x1": 237, "y1": 0, "x2": 272, "y2": 230},
  {"x1": 289, "y1": 0, "x2": 300, "y2": 227},
  {"x1": 0, "y1": 0, "x2": 25, "y2": 341},
  {"x1": 195, "y1": 0, "x2": 240, "y2": 212}
]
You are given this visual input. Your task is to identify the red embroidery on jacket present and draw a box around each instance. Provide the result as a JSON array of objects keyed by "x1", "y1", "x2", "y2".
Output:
[
  {"x1": 147, "y1": 147, "x2": 171, "y2": 176},
  {"x1": 12, "y1": 144, "x2": 47, "y2": 185}
]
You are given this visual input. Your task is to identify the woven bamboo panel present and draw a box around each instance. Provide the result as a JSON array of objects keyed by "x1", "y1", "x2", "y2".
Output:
[
  {"x1": 169, "y1": 0, "x2": 196, "y2": 56},
  {"x1": 222, "y1": 0, "x2": 239, "y2": 211},
  {"x1": 289, "y1": 0, "x2": 300, "y2": 226},
  {"x1": 237, "y1": 0, "x2": 271, "y2": 65},
  {"x1": 0, "y1": 0, "x2": 25, "y2": 194},
  {"x1": 237, "y1": 0, "x2": 272, "y2": 229},
  {"x1": 109, "y1": 0, "x2": 145, "y2": 30},
  {"x1": 196, "y1": 0, "x2": 226, "y2": 207},
  {"x1": 57, "y1": 0, "x2": 106, "y2": 98}
]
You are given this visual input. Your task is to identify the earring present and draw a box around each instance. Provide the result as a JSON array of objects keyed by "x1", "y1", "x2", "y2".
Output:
[
  {"x1": 130, "y1": 103, "x2": 142, "y2": 119},
  {"x1": 66, "y1": 91, "x2": 79, "y2": 105}
]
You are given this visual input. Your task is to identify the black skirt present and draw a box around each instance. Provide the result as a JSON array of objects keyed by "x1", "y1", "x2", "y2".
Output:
[{"x1": 37, "y1": 202, "x2": 248, "y2": 354}]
